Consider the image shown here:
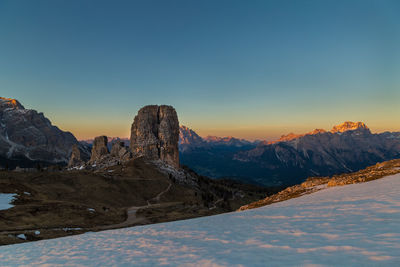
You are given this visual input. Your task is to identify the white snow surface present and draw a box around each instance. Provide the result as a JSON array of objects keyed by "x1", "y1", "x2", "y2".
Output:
[
  {"x1": 0, "y1": 193, "x2": 16, "y2": 210},
  {"x1": 1, "y1": 174, "x2": 400, "y2": 266}
]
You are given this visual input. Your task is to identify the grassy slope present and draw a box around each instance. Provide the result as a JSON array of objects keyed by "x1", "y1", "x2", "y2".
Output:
[{"x1": 0, "y1": 158, "x2": 270, "y2": 245}]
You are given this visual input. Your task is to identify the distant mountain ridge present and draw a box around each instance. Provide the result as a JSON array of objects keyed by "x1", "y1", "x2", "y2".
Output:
[
  {"x1": 0, "y1": 97, "x2": 87, "y2": 169},
  {"x1": 180, "y1": 122, "x2": 400, "y2": 186},
  {"x1": 179, "y1": 126, "x2": 260, "y2": 180},
  {"x1": 179, "y1": 126, "x2": 258, "y2": 151}
]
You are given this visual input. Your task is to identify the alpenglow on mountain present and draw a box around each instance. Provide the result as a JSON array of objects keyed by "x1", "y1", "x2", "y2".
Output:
[
  {"x1": 0, "y1": 97, "x2": 86, "y2": 168},
  {"x1": 179, "y1": 123, "x2": 400, "y2": 186}
]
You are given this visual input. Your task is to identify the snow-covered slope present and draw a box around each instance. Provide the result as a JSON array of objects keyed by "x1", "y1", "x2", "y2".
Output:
[{"x1": 1, "y1": 174, "x2": 400, "y2": 266}]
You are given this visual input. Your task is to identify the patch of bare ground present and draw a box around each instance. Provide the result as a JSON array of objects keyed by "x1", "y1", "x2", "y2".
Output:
[{"x1": 239, "y1": 159, "x2": 400, "y2": 211}]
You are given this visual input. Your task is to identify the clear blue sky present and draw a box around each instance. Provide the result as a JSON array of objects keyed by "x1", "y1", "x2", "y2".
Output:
[{"x1": 0, "y1": 0, "x2": 399, "y2": 140}]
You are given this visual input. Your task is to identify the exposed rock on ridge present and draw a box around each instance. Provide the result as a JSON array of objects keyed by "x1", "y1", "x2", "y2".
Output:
[
  {"x1": 89, "y1": 136, "x2": 109, "y2": 163},
  {"x1": 68, "y1": 144, "x2": 90, "y2": 167},
  {"x1": 69, "y1": 136, "x2": 132, "y2": 169},
  {"x1": 110, "y1": 141, "x2": 131, "y2": 161},
  {"x1": 130, "y1": 105, "x2": 179, "y2": 168}
]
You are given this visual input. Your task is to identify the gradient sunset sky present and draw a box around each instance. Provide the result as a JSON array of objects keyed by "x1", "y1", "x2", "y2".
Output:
[{"x1": 1, "y1": 0, "x2": 399, "y2": 140}]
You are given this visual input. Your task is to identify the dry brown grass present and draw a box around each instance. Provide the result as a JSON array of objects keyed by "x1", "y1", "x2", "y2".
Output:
[{"x1": 0, "y1": 158, "x2": 267, "y2": 245}]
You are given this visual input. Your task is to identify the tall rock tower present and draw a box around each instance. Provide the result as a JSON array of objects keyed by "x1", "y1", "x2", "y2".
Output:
[{"x1": 130, "y1": 105, "x2": 180, "y2": 168}]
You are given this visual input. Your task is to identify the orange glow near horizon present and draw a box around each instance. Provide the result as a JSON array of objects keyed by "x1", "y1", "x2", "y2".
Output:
[{"x1": 61, "y1": 120, "x2": 400, "y2": 142}]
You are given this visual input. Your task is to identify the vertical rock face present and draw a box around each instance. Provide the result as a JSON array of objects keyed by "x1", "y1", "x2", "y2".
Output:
[
  {"x1": 89, "y1": 136, "x2": 109, "y2": 163},
  {"x1": 68, "y1": 144, "x2": 89, "y2": 167},
  {"x1": 130, "y1": 105, "x2": 179, "y2": 168}
]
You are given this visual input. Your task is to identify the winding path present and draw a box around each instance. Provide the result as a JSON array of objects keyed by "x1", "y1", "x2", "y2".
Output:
[{"x1": 97, "y1": 180, "x2": 173, "y2": 230}]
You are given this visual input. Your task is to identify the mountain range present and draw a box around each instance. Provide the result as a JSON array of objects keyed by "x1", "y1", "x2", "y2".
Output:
[
  {"x1": 1, "y1": 96, "x2": 399, "y2": 187},
  {"x1": 180, "y1": 123, "x2": 400, "y2": 186}
]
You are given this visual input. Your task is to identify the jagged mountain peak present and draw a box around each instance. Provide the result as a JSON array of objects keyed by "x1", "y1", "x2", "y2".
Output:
[
  {"x1": 179, "y1": 125, "x2": 203, "y2": 145},
  {"x1": 330, "y1": 121, "x2": 369, "y2": 133},
  {"x1": 0, "y1": 97, "x2": 24, "y2": 110}
]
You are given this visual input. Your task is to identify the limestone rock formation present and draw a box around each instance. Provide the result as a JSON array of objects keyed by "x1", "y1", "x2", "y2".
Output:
[
  {"x1": 130, "y1": 105, "x2": 179, "y2": 168},
  {"x1": 111, "y1": 141, "x2": 131, "y2": 161},
  {"x1": 0, "y1": 97, "x2": 81, "y2": 168},
  {"x1": 89, "y1": 136, "x2": 109, "y2": 163},
  {"x1": 71, "y1": 136, "x2": 132, "y2": 169},
  {"x1": 68, "y1": 144, "x2": 86, "y2": 167}
]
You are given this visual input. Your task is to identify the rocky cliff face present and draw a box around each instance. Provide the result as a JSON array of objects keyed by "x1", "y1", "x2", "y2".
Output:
[
  {"x1": 130, "y1": 105, "x2": 179, "y2": 168},
  {"x1": 0, "y1": 97, "x2": 83, "y2": 168},
  {"x1": 68, "y1": 144, "x2": 90, "y2": 167},
  {"x1": 69, "y1": 136, "x2": 132, "y2": 168},
  {"x1": 110, "y1": 141, "x2": 131, "y2": 161},
  {"x1": 89, "y1": 136, "x2": 109, "y2": 163}
]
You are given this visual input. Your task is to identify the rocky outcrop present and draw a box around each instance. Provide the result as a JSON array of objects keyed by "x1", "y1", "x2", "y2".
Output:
[
  {"x1": 130, "y1": 105, "x2": 179, "y2": 168},
  {"x1": 68, "y1": 144, "x2": 88, "y2": 167},
  {"x1": 0, "y1": 97, "x2": 81, "y2": 168},
  {"x1": 80, "y1": 137, "x2": 130, "y2": 151},
  {"x1": 110, "y1": 141, "x2": 131, "y2": 161},
  {"x1": 69, "y1": 136, "x2": 132, "y2": 169},
  {"x1": 89, "y1": 136, "x2": 109, "y2": 163}
]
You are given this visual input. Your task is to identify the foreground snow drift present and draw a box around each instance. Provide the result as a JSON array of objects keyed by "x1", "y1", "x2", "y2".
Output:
[{"x1": 1, "y1": 174, "x2": 400, "y2": 266}]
